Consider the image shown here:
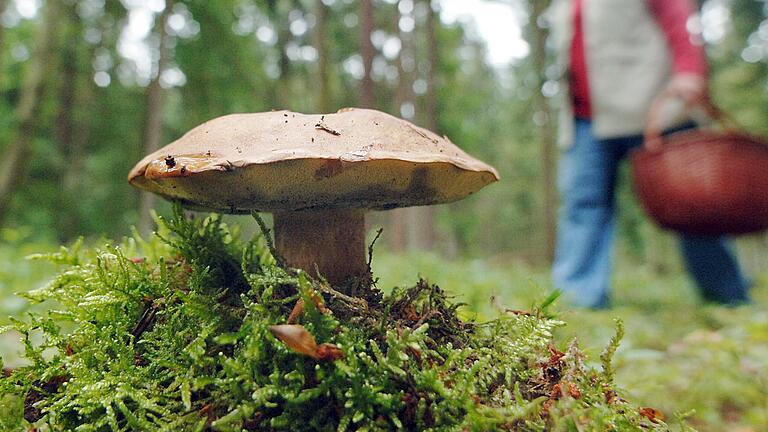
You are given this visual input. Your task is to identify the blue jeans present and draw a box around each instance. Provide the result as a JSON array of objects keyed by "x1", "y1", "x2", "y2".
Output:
[{"x1": 552, "y1": 119, "x2": 750, "y2": 308}]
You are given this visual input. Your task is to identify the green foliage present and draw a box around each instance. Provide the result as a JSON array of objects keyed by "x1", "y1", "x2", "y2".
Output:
[
  {"x1": 600, "y1": 319, "x2": 625, "y2": 384},
  {"x1": 0, "y1": 209, "x2": 672, "y2": 431},
  {"x1": 370, "y1": 251, "x2": 768, "y2": 432},
  {"x1": 0, "y1": 228, "x2": 58, "y2": 325}
]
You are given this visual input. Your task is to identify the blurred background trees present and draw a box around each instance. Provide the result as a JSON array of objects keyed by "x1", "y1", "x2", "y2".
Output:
[{"x1": 0, "y1": 0, "x2": 767, "y2": 271}]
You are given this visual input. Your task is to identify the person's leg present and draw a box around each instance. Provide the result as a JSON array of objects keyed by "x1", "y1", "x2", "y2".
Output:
[
  {"x1": 552, "y1": 119, "x2": 621, "y2": 308},
  {"x1": 679, "y1": 236, "x2": 750, "y2": 304}
]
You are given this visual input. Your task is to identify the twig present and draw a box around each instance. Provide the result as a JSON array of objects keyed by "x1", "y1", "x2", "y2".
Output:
[
  {"x1": 251, "y1": 212, "x2": 287, "y2": 268},
  {"x1": 414, "y1": 310, "x2": 441, "y2": 328},
  {"x1": 367, "y1": 228, "x2": 384, "y2": 268},
  {"x1": 132, "y1": 302, "x2": 160, "y2": 341},
  {"x1": 409, "y1": 125, "x2": 438, "y2": 143},
  {"x1": 314, "y1": 281, "x2": 369, "y2": 312},
  {"x1": 314, "y1": 118, "x2": 341, "y2": 136},
  {"x1": 505, "y1": 309, "x2": 533, "y2": 316}
]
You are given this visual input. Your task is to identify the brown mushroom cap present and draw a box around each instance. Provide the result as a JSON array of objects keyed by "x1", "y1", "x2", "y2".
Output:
[{"x1": 128, "y1": 108, "x2": 499, "y2": 213}]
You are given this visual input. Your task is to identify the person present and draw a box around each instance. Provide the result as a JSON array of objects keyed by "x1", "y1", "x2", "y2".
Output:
[{"x1": 547, "y1": 0, "x2": 750, "y2": 308}]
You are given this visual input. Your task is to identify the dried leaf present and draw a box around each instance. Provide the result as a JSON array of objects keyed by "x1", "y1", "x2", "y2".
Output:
[
  {"x1": 639, "y1": 407, "x2": 665, "y2": 423},
  {"x1": 286, "y1": 291, "x2": 329, "y2": 324},
  {"x1": 269, "y1": 325, "x2": 343, "y2": 362},
  {"x1": 315, "y1": 343, "x2": 344, "y2": 361},
  {"x1": 308, "y1": 290, "x2": 328, "y2": 314},
  {"x1": 286, "y1": 299, "x2": 304, "y2": 325},
  {"x1": 269, "y1": 325, "x2": 319, "y2": 358},
  {"x1": 566, "y1": 382, "x2": 582, "y2": 399}
]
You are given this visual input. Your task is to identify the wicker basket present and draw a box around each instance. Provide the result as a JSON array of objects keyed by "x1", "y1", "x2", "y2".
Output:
[{"x1": 631, "y1": 103, "x2": 768, "y2": 236}]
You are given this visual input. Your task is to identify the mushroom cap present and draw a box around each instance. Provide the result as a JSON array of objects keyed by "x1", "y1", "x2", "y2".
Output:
[{"x1": 128, "y1": 108, "x2": 499, "y2": 213}]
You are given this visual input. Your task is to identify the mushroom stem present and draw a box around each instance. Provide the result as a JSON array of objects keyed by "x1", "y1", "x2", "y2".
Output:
[{"x1": 273, "y1": 208, "x2": 368, "y2": 286}]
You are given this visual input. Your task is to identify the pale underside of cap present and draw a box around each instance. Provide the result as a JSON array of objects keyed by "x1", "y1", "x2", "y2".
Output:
[{"x1": 128, "y1": 108, "x2": 499, "y2": 213}]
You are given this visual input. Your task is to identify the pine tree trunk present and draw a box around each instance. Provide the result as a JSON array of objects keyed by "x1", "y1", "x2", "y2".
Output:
[
  {"x1": 424, "y1": 0, "x2": 438, "y2": 134},
  {"x1": 410, "y1": 0, "x2": 439, "y2": 252},
  {"x1": 530, "y1": 0, "x2": 557, "y2": 263},
  {"x1": 138, "y1": 1, "x2": 174, "y2": 235},
  {"x1": 267, "y1": 0, "x2": 292, "y2": 109},
  {"x1": 358, "y1": 0, "x2": 375, "y2": 108},
  {"x1": 399, "y1": 0, "x2": 439, "y2": 253},
  {"x1": 314, "y1": 0, "x2": 331, "y2": 112},
  {"x1": 55, "y1": 3, "x2": 84, "y2": 241},
  {"x1": 387, "y1": 0, "x2": 414, "y2": 252},
  {"x1": 0, "y1": 1, "x2": 60, "y2": 227},
  {"x1": 0, "y1": 0, "x2": 7, "y2": 80}
]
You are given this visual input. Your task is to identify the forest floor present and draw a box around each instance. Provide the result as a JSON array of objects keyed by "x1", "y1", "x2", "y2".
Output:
[
  {"x1": 1, "y1": 236, "x2": 766, "y2": 432},
  {"x1": 372, "y1": 252, "x2": 768, "y2": 432}
]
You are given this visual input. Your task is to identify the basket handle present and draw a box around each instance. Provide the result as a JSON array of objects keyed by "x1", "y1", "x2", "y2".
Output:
[{"x1": 643, "y1": 90, "x2": 741, "y2": 151}]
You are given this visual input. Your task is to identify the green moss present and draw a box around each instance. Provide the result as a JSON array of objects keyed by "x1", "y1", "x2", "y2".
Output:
[{"x1": 0, "y1": 206, "x2": 681, "y2": 431}]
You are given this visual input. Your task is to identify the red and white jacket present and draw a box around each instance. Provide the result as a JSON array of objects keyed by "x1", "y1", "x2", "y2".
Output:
[{"x1": 548, "y1": 0, "x2": 707, "y2": 146}]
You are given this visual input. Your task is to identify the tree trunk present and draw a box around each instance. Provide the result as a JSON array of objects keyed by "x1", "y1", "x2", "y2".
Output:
[
  {"x1": 424, "y1": 0, "x2": 438, "y2": 133},
  {"x1": 55, "y1": 3, "x2": 84, "y2": 241},
  {"x1": 387, "y1": 0, "x2": 414, "y2": 252},
  {"x1": 267, "y1": 0, "x2": 293, "y2": 109},
  {"x1": 138, "y1": 1, "x2": 174, "y2": 235},
  {"x1": 398, "y1": 0, "x2": 439, "y2": 253},
  {"x1": 0, "y1": 0, "x2": 7, "y2": 81},
  {"x1": 314, "y1": 0, "x2": 331, "y2": 112},
  {"x1": 0, "y1": 1, "x2": 60, "y2": 227},
  {"x1": 530, "y1": 0, "x2": 557, "y2": 263},
  {"x1": 409, "y1": 0, "x2": 439, "y2": 252},
  {"x1": 358, "y1": 0, "x2": 375, "y2": 108}
]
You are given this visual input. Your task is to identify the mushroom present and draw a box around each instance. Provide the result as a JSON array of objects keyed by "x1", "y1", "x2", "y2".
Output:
[{"x1": 128, "y1": 108, "x2": 498, "y2": 287}]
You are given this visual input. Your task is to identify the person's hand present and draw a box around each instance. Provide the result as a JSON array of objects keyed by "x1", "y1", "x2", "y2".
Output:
[
  {"x1": 645, "y1": 73, "x2": 708, "y2": 150},
  {"x1": 663, "y1": 73, "x2": 708, "y2": 107}
]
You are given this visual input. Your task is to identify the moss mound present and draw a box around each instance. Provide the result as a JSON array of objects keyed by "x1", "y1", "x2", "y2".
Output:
[{"x1": 0, "y1": 208, "x2": 681, "y2": 431}]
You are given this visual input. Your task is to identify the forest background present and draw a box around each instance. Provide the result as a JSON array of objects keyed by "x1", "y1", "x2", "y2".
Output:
[
  {"x1": 0, "y1": 0, "x2": 768, "y2": 430},
  {"x1": 0, "y1": 0, "x2": 767, "y2": 266}
]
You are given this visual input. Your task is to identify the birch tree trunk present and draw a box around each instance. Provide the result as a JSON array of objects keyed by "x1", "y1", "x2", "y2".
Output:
[
  {"x1": 0, "y1": 1, "x2": 60, "y2": 227},
  {"x1": 138, "y1": 1, "x2": 174, "y2": 235}
]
